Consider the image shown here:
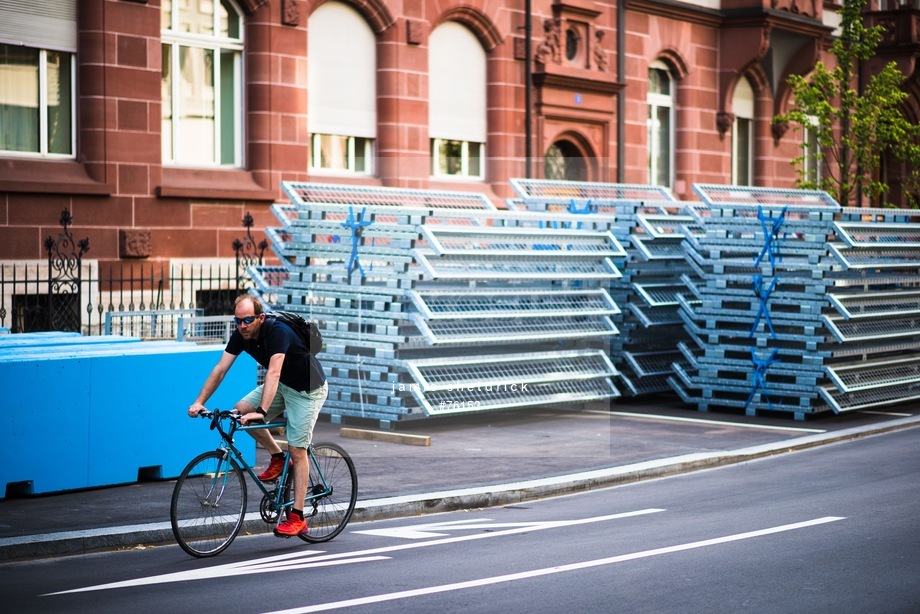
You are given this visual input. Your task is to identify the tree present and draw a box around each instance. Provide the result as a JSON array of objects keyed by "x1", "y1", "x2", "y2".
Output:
[{"x1": 774, "y1": 0, "x2": 920, "y2": 207}]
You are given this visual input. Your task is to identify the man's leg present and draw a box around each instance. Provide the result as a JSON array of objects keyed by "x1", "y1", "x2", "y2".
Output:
[
  {"x1": 235, "y1": 399, "x2": 283, "y2": 455},
  {"x1": 289, "y1": 444, "x2": 310, "y2": 518},
  {"x1": 274, "y1": 382, "x2": 328, "y2": 535}
]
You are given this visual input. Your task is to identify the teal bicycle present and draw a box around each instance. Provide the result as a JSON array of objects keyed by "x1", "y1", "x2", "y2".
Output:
[{"x1": 170, "y1": 409, "x2": 358, "y2": 558}]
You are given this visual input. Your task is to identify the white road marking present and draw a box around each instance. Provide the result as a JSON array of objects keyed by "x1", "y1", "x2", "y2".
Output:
[
  {"x1": 353, "y1": 518, "x2": 565, "y2": 540},
  {"x1": 43, "y1": 509, "x2": 663, "y2": 596},
  {"x1": 607, "y1": 410, "x2": 826, "y2": 433},
  {"x1": 267, "y1": 516, "x2": 847, "y2": 614}
]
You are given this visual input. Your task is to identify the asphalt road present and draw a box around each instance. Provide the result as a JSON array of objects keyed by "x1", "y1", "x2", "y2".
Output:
[{"x1": 3, "y1": 426, "x2": 918, "y2": 613}]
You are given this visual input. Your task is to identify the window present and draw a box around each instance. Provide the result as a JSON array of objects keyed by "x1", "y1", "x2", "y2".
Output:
[
  {"x1": 0, "y1": 1, "x2": 76, "y2": 157},
  {"x1": 308, "y1": 2, "x2": 376, "y2": 175},
  {"x1": 311, "y1": 134, "x2": 373, "y2": 174},
  {"x1": 731, "y1": 77, "x2": 754, "y2": 186},
  {"x1": 429, "y1": 22, "x2": 487, "y2": 180},
  {"x1": 161, "y1": 0, "x2": 244, "y2": 167},
  {"x1": 803, "y1": 117, "x2": 821, "y2": 185},
  {"x1": 647, "y1": 61, "x2": 674, "y2": 188},
  {"x1": 431, "y1": 139, "x2": 483, "y2": 177}
]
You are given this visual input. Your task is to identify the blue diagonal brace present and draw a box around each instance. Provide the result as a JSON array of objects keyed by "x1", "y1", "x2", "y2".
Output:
[
  {"x1": 341, "y1": 206, "x2": 374, "y2": 281},
  {"x1": 745, "y1": 348, "x2": 780, "y2": 412},
  {"x1": 754, "y1": 205, "x2": 787, "y2": 271},
  {"x1": 750, "y1": 275, "x2": 780, "y2": 338}
]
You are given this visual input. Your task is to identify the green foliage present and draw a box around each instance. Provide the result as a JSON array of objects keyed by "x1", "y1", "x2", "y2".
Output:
[{"x1": 774, "y1": 0, "x2": 920, "y2": 207}]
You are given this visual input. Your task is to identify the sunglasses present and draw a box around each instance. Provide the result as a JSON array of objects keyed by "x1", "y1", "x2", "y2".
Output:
[{"x1": 233, "y1": 315, "x2": 258, "y2": 326}]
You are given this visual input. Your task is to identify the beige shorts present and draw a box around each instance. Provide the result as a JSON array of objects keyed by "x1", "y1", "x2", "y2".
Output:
[{"x1": 242, "y1": 381, "x2": 328, "y2": 448}]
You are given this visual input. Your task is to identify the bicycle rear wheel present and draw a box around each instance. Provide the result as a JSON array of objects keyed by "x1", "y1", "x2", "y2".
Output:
[
  {"x1": 297, "y1": 442, "x2": 357, "y2": 543},
  {"x1": 171, "y1": 450, "x2": 247, "y2": 557}
]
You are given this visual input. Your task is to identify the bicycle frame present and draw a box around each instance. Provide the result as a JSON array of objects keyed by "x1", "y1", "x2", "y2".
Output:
[{"x1": 208, "y1": 411, "x2": 333, "y2": 517}]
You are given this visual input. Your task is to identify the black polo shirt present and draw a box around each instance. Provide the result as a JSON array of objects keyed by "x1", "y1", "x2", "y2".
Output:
[{"x1": 226, "y1": 317, "x2": 325, "y2": 392}]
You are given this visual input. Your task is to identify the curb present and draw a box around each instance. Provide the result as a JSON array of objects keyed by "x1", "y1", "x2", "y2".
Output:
[{"x1": 2, "y1": 415, "x2": 918, "y2": 562}]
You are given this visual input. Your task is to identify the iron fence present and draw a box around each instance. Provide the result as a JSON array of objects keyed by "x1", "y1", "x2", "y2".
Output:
[
  {"x1": 0, "y1": 208, "x2": 266, "y2": 336},
  {"x1": 0, "y1": 260, "x2": 247, "y2": 336}
]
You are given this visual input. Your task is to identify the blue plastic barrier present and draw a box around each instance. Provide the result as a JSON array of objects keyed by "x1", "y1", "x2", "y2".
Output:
[{"x1": 0, "y1": 334, "x2": 257, "y2": 497}]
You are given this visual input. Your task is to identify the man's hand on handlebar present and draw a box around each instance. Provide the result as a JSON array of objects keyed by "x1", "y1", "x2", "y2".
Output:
[
  {"x1": 187, "y1": 403, "x2": 206, "y2": 418},
  {"x1": 239, "y1": 411, "x2": 265, "y2": 426}
]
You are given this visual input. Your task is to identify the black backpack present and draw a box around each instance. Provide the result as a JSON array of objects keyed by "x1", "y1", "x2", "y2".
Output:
[{"x1": 268, "y1": 311, "x2": 324, "y2": 355}]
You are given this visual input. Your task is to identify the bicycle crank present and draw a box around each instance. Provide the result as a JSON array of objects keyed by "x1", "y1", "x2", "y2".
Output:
[{"x1": 260, "y1": 489, "x2": 281, "y2": 523}]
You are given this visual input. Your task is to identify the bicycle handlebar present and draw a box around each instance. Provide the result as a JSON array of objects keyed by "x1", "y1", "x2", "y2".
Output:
[{"x1": 196, "y1": 409, "x2": 266, "y2": 432}]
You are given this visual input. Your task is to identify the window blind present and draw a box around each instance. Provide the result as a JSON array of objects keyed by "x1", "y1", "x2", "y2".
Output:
[
  {"x1": 429, "y1": 22, "x2": 486, "y2": 142},
  {"x1": 0, "y1": 0, "x2": 77, "y2": 52},
  {"x1": 307, "y1": 2, "x2": 376, "y2": 138}
]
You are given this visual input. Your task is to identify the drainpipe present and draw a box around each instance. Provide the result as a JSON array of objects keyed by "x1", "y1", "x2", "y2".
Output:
[
  {"x1": 525, "y1": 0, "x2": 533, "y2": 179},
  {"x1": 617, "y1": 0, "x2": 625, "y2": 182}
]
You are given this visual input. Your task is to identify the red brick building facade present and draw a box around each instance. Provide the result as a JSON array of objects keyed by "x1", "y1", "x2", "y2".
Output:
[{"x1": 1, "y1": 0, "x2": 918, "y2": 266}]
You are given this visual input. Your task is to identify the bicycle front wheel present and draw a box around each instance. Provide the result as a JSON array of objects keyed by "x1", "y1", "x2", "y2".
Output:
[
  {"x1": 299, "y1": 442, "x2": 357, "y2": 543},
  {"x1": 170, "y1": 450, "x2": 247, "y2": 557}
]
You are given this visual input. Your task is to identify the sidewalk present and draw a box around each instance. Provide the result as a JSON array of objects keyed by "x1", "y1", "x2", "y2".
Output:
[{"x1": 1, "y1": 395, "x2": 918, "y2": 562}]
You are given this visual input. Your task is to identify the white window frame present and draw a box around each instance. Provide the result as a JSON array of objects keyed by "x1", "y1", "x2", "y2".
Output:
[
  {"x1": 161, "y1": 0, "x2": 244, "y2": 168},
  {"x1": 430, "y1": 138, "x2": 485, "y2": 179},
  {"x1": 647, "y1": 60, "x2": 674, "y2": 189},
  {"x1": 803, "y1": 115, "x2": 822, "y2": 185},
  {"x1": 310, "y1": 133, "x2": 374, "y2": 175},
  {"x1": 731, "y1": 77, "x2": 754, "y2": 186},
  {"x1": 0, "y1": 45, "x2": 76, "y2": 158}
]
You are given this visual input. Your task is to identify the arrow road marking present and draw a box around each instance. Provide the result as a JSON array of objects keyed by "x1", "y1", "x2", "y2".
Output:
[
  {"x1": 44, "y1": 508, "x2": 664, "y2": 596},
  {"x1": 267, "y1": 516, "x2": 847, "y2": 614}
]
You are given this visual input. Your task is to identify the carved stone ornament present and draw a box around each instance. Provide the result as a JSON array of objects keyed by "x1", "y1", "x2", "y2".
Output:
[
  {"x1": 406, "y1": 19, "x2": 423, "y2": 45},
  {"x1": 535, "y1": 18, "x2": 562, "y2": 65},
  {"x1": 771, "y1": 0, "x2": 816, "y2": 18},
  {"x1": 282, "y1": 0, "x2": 300, "y2": 27},
  {"x1": 771, "y1": 120, "x2": 789, "y2": 145},
  {"x1": 717, "y1": 111, "x2": 735, "y2": 140},
  {"x1": 594, "y1": 30, "x2": 608, "y2": 72},
  {"x1": 119, "y1": 229, "x2": 152, "y2": 259}
]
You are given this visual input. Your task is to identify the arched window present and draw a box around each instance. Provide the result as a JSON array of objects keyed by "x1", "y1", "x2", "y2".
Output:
[
  {"x1": 544, "y1": 141, "x2": 587, "y2": 181},
  {"x1": 732, "y1": 77, "x2": 754, "y2": 185},
  {"x1": 0, "y1": 0, "x2": 76, "y2": 157},
  {"x1": 308, "y1": 2, "x2": 376, "y2": 175},
  {"x1": 162, "y1": 0, "x2": 244, "y2": 167},
  {"x1": 647, "y1": 60, "x2": 674, "y2": 188},
  {"x1": 429, "y1": 22, "x2": 486, "y2": 179}
]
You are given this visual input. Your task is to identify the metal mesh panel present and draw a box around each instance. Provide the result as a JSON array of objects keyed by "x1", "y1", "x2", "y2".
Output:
[
  {"x1": 826, "y1": 356, "x2": 920, "y2": 392},
  {"x1": 419, "y1": 378, "x2": 619, "y2": 414},
  {"x1": 406, "y1": 350, "x2": 616, "y2": 389},
  {"x1": 409, "y1": 289, "x2": 620, "y2": 318},
  {"x1": 414, "y1": 253, "x2": 623, "y2": 280},
  {"x1": 413, "y1": 314, "x2": 618, "y2": 344},
  {"x1": 823, "y1": 314, "x2": 920, "y2": 342},
  {"x1": 510, "y1": 179, "x2": 675, "y2": 203},
  {"x1": 421, "y1": 227, "x2": 627, "y2": 257},
  {"x1": 283, "y1": 182, "x2": 496, "y2": 210},
  {"x1": 692, "y1": 184, "x2": 840, "y2": 210},
  {"x1": 830, "y1": 246, "x2": 920, "y2": 268},
  {"x1": 835, "y1": 222, "x2": 920, "y2": 247},
  {"x1": 104, "y1": 309, "x2": 202, "y2": 340},
  {"x1": 177, "y1": 315, "x2": 235, "y2": 344},
  {"x1": 820, "y1": 381, "x2": 920, "y2": 413},
  {"x1": 828, "y1": 290, "x2": 920, "y2": 318}
]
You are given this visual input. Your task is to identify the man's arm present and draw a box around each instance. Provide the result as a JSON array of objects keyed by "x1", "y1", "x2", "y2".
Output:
[
  {"x1": 187, "y1": 351, "x2": 237, "y2": 417},
  {"x1": 240, "y1": 352, "x2": 285, "y2": 425}
]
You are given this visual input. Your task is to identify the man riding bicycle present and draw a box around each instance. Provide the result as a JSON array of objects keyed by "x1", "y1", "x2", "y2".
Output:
[{"x1": 187, "y1": 294, "x2": 328, "y2": 537}]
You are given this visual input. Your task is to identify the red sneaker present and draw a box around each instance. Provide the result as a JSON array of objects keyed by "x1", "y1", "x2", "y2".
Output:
[
  {"x1": 258, "y1": 456, "x2": 287, "y2": 482},
  {"x1": 274, "y1": 514, "x2": 307, "y2": 537}
]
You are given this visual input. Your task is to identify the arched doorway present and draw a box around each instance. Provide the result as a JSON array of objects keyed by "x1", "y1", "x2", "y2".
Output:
[{"x1": 544, "y1": 139, "x2": 588, "y2": 181}]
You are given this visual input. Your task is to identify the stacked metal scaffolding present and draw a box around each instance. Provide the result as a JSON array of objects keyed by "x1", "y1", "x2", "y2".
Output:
[
  {"x1": 820, "y1": 208, "x2": 920, "y2": 412},
  {"x1": 669, "y1": 185, "x2": 843, "y2": 419},
  {"x1": 506, "y1": 179, "x2": 703, "y2": 395},
  {"x1": 249, "y1": 182, "x2": 625, "y2": 427}
]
